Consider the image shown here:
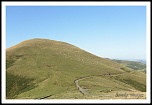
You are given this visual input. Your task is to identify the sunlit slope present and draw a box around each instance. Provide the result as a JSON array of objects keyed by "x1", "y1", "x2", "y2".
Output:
[
  {"x1": 6, "y1": 38, "x2": 146, "y2": 99},
  {"x1": 112, "y1": 59, "x2": 146, "y2": 73}
]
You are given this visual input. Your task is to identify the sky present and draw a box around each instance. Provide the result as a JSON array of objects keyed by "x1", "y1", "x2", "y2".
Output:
[{"x1": 6, "y1": 6, "x2": 146, "y2": 60}]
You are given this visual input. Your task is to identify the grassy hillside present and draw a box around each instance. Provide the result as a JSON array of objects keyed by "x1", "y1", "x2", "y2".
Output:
[
  {"x1": 112, "y1": 59, "x2": 146, "y2": 73},
  {"x1": 6, "y1": 38, "x2": 146, "y2": 99}
]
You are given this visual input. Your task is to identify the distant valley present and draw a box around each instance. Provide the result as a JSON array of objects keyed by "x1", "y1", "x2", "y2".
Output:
[{"x1": 111, "y1": 59, "x2": 146, "y2": 73}]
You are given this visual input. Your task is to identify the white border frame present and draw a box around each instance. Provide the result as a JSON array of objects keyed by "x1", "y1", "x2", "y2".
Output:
[{"x1": 2, "y1": 1, "x2": 151, "y2": 104}]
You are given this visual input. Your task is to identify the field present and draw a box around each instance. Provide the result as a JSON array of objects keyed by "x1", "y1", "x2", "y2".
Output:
[{"x1": 6, "y1": 38, "x2": 146, "y2": 99}]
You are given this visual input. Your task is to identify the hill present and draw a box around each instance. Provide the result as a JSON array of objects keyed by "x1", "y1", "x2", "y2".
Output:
[
  {"x1": 6, "y1": 38, "x2": 146, "y2": 99},
  {"x1": 112, "y1": 59, "x2": 146, "y2": 73}
]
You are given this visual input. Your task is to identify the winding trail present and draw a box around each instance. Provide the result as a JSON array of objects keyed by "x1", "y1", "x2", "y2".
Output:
[
  {"x1": 74, "y1": 76, "x2": 92, "y2": 95},
  {"x1": 35, "y1": 72, "x2": 138, "y2": 99},
  {"x1": 74, "y1": 72, "x2": 137, "y2": 96}
]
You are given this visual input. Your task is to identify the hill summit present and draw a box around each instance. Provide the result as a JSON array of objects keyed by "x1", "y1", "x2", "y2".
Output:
[{"x1": 6, "y1": 38, "x2": 146, "y2": 99}]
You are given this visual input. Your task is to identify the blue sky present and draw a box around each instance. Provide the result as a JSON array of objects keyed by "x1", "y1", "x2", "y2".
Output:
[{"x1": 6, "y1": 6, "x2": 146, "y2": 60}]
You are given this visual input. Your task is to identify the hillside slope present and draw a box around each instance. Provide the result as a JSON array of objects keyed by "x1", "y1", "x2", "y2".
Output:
[
  {"x1": 6, "y1": 38, "x2": 146, "y2": 99},
  {"x1": 112, "y1": 59, "x2": 146, "y2": 73}
]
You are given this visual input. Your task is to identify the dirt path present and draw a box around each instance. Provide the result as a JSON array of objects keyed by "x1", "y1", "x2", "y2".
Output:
[
  {"x1": 74, "y1": 72, "x2": 136, "y2": 96},
  {"x1": 36, "y1": 72, "x2": 138, "y2": 99},
  {"x1": 74, "y1": 76, "x2": 92, "y2": 95}
]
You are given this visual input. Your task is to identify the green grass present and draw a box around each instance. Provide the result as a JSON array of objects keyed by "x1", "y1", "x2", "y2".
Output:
[
  {"x1": 78, "y1": 75, "x2": 137, "y2": 95},
  {"x1": 113, "y1": 72, "x2": 146, "y2": 92},
  {"x1": 120, "y1": 67, "x2": 131, "y2": 72},
  {"x1": 112, "y1": 59, "x2": 146, "y2": 73},
  {"x1": 6, "y1": 72, "x2": 35, "y2": 99},
  {"x1": 120, "y1": 79, "x2": 146, "y2": 92},
  {"x1": 6, "y1": 54, "x2": 23, "y2": 69},
  {"x1": 6, "y1": 38, "x2": 146, "y2": 99},
  {"x1": 6, "y1": 58, "x2": 15, "y2": 69}
]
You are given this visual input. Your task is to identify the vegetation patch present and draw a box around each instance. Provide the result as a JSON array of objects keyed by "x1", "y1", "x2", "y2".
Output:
[
  {"x1": 120, "y1": 79, "x2": 146, "y2": 92},
  {"x1": 113, "y1": 59, "x2": 146, "y2": 73},
  {"x1": 6, "y1": 72, "x2": 35, "y2": 99},
  {"x1": 6, "y1": 58, "x2": 15, "y2": 69},
  {"x1": 120, "y1": 67, "x2": 130, "y2": 72},
  {"x1": 126, "y1": 63, "x2": 146, "y2": 70},
  {"x1": 6, "y1": 55, "x2": 23, "y2": 69}
]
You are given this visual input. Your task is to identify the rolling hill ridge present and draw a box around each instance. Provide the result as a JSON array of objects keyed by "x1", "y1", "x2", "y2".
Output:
[
  {"x1": 6, "y1": 38, "x2": 146, "y2": 99},
  {"x1": 112, "y1": 59, "x2": 146, "y2": 73}
]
